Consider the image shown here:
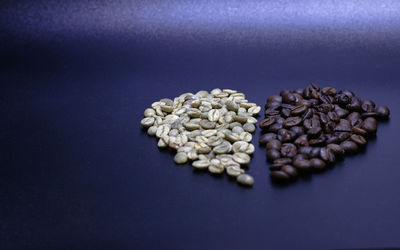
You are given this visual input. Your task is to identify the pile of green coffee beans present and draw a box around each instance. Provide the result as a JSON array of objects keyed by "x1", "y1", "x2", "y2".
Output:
[
  {"x1": 140, "y1": 89, "x2": 261, "y2": 187},
  {"x1": 259, "y1": 84, "x2": 390, "y2": 183}
]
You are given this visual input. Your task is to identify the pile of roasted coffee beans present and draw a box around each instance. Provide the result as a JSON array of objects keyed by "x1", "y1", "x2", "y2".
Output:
[
  {"x1": 259, "y1": 84, "x2": 390, "y2": 183},
  {"x1": 141, "y1": 89, "x2": 261, "y2": 187}
]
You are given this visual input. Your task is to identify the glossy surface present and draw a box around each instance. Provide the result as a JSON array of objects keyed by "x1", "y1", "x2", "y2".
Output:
[{"x1": 2, "y1": 0, "x2": 400, "y2": 249}]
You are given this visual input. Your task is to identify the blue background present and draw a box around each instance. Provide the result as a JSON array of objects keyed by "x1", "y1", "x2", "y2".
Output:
[{"x1": 1, "y1": 1, "x2": 400, "y2": 249}]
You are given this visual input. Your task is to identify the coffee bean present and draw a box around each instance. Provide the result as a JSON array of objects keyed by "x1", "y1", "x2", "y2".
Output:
[
  {"x1": 321, "y1": 87, "x2": 337, "y2": 96},
  {"x1": 267, "y1": 139, "x2": 282, "y2": 150},
  {"x1": 280, "y1": 143, "x2": 297, "y2": 158},
  {"x1": 283, "y1": 117, "x2": 302, "y2": 127},
  {"x1": 269, "y1": 164, "x2": 283, "y2": 171},
  {"x1": 326, "y1": 143, "x2": 345, "y2": 156},
  {"x1": 291, "y1": 126, "x2": 305, "y2": 137},
  {"x1": 267, "y1": 95, "x2": 282, "y2": 103},
  {"x1": 340, "y1": 140, "x2": 359, "y2": 154},
  {"x1": 310, "y1": 147, "x2": 321, "y2": 158},
  {"x1": 274, "y1": 158, "x2": 292, "y2": 165},
  {"x1": 320, "y1": 147, "x2": 335, "y2": 163},
  {"x1": 293, "y1": 159, "x2": 311, "y2": 171},
  {"x1": 259, "y1": 133, "x2": 277, "y2": 145},
  {"x1": 375, "y1": 106, "x2": 390, "y2": 119},
  {"x1": 267, "y1": 149, "x2": 281, "y2": 162},
  {"x1": 361, "y1": 100, "x2": 375, "y2": 112},
  {"x1": 350, "y1": 134, "x2": 367, "y2": 146},
  {"x1": 293, "y1": 154, "x2": 308, "y2": 162},
  {"x1": 278, "y1": 128, "x2": 292, "y2": 142},
  {"x1": 281, "y1": 165, "x2": 298, "y2": 177},
  {"x1": 310, "y1": 158, "x2": 326, "y2": 170},
  {"x1": 295, "y1": 135, "x2": 309, "y2": 147},
  {"x1": 352, "y1": 127, "x2": 368, "y2": 136},
  {"x1": 361, "y1": 117, "x2": 377, "y2": 133},
  {"x1": 236, "y1": 174, "x2": 254, "y2": 186},
  {"x1": 307, "y1": 127, "x2": 322, "y2": 138},
  {"x1": 298, "y1": 146, "x2": 312, "y2": 155},
  {"x1": 291, "y1": 105, "x2": 308, "y2": 116},
  {"x1": 270, "y1": 171, "x2": 290, "y2": 181},
  {"x1": 268, "y1": 123, "x2": 283, "y2": 133}
]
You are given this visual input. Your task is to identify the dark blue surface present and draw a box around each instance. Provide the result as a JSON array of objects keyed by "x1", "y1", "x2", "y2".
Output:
[{"x1": 1, "y1": 1, "x2": 400, "y2": 249}]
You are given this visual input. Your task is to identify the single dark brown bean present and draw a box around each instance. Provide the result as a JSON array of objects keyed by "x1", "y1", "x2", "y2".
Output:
[
  {"x1": 278, "y1": 129, "x2": 293, "y2": 142},
  {"x1": 320, "y1": 147, "x2": 335, "y2": 163},
  {"x1": 269, "y1": 164, "x2": 283, "y2": 171},
  {"x1": 302, "y1": 108, "x2": 314, "y2": 120},
  {"x1": 310, "y1": 158, "x2": 326, "y2": 170},
  {"x1": 361, "y1": 117, "x2": 377, "y2": 133},
  {"x1": 303, "y1": 118, "x2": 320, "y2": 130},
  {"x1": 350, "y1": 134, "x2": 367, "y2": 146},
  {"x1": 307, "y1": 127, "x2": 322, "y2": 138},
  {"x1": 268, "y1": 123, "x2": 283, "y2": 133},
  {"x1": 282, "y1": 92, "x2": 296, "y2": 104},
  {"x1": 282, "y1": 165, "x2": 298, "y2": 177},
  {"x1": 267, "y1": 95, "x2": 282, "y2": 103},
  {"x1": 270, "y1": 171, "x2": 290, "y2": 181},
  {"x1": 327, "y1": 143, "x2": 345, "y2": 156},
  {"x1": 280, "y1": 143, "x2": 297, "y2": 158},
  {"x1": 259, "y1": 117, "x2": 276, "y2": 130},
  {"x1": 265, "y1": 108, "x2": 281, "y2": 116},
  {"x1": 334, "y1": 105, "x2": 349, "y2": 118},
  {"x1": 267, "y1": 149, "x2": 281, "y2": 161},
  {"x1": 352, "y1": 127, "x2": 368, "y2": 136},
  {"x1": 274, "y1": 158, "x2": 293, "y2": 165},
  {"x1": 325, "y1": 134, "x2": 340, "y2": 144},
  {"x1": 309, "y1": 135, "x2": 326, "y2": 146},
  {"x1": 283, "y1": 117, "x2": 302, "y2": 127},
  {"x1": 293, "y1": 154, "x2": 308, "y2": 162},
  {"x1": 347, "y1": 112, "x2": 361, "y2": 126},
  {"x1": 321, "y1": 87, "x2": 337, "y2": 96},
  {"x1": 291, "y1": 126, "x2": 305, "y2": 137},
  {"x1": 346, "y1": 97, "x2": 361, "y2": 111},
  {"x1": 293, "y1": 159, "x2": 311, "y2": 171},
  {"x1": 337, "y1": 132, "x2": 351, "y2": 142},
  {"x1": 266, "y1": 139, "x2": 282, "y2": 150},
  {"x1": 340, "y1": 140, "x2": 359, "y2": 154},
  {"x1": 375, "y1": 106, "x2": 390, "y2": 120},
  {"x1": 294, "y1": 135, "x2": 309, "y2": 147},
  {"x1": 259, "y1": 133, "x2": 277, "y2": 145},
  {"x1": 310, "y1": 147, "x2": 321, "y2": 158},
  {"x1": 291, "y1": 105, "x2": 308, "y2": 116},
  {"x1": 361, "y1": 100, "x2": 375, "y2": 112},
  {"x1": 298, "y1": 146, "x2": 312, "y2": 155}
]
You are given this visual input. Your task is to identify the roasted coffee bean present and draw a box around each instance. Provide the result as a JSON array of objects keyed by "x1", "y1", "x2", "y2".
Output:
[
  {"x1": 291, "y1": 105, "x2": 308, "y2": 115},
  {"x1": 290, "y1": 126, "x2": 305, "y2": 137},
  {"x1": 310, "y1": 158, "x2": 326, "y2": 170},
  {"x1": 320, "y1": 147, "x2": 335, "y2": 163},
  {"x1": 347, "y1": 112, "x2": 361, "y2": 126},
  {"x1": 361, "y1": 117, "x2": 377, "y2": 133},
  {"x1": 281, "y1": 165, "x2": 298, "y2": 178},
  {"x1": 334, "y1": 105, "x2": 349, "y2": 118},
  {"x1": 375, "y1": 106, "x2": 390, "y2": 119},
  {"x1": 269, "y1": 123, "x2": 283, "y2": 133},
  {"x1": 337, "y1": 132, "x2": 351, "y2": 142},
  {"x1": 361, "y1": 100, "x2": 375, "y2": 112},
  {"x1": 259, "y1": 117, "x2": 276, "y2": 130},
  {"x1": 293, "y1": 159, "x2": 311, "y2": 171},
  {"x1": 259, "y1": 133, "x2": 277, "y2": 145},
  {"x1": 282, "y1": 92, "x2": 296, "y2": 104},
  {"x1": 310, "y1": 147, "x2": 321, "y2": 158},
  {"x1": 346, "y1": 97, "x2": 361, "y2": 111},
  {"x1": 267, "y1": 149, "x2": 281, "y2": 161},
  {"x1": 321, "y1": 87, "x2": 337, "y2": 96},
  {"x1": 302, "y1": 108, "x2": 314, "y2": 120},
  {"x1": 269, "y1": 163, "x2": 283, "y2": 171},
  {"x1": 280, "y1": 143, "x2": 297, "y2": 158},
  {"x1": 350, "y1": 134, "x2": 367, "y2": 146},
  {"x1": 352, "y1": 127, "x2": 367, "y2": 136},
  {"x1": 293, "y1": 154, "x2": 308, "y2": 162},
  {"x1": 327, "y1": 111, "x2": 340, "y2": 122},
  {"x1": 307, "y1": 127, "x2": 322, "y2": 138},
  {"x1": 309, "y1": 135, "x2": 326, "y2": 146},
  {"x1": 327, "y1": 143, "x2": 345, "y2": 156},
  {"x1": 295, "y1": 135, "x2": 309, "y2": 147},
  {"x1": 340, "y1": 140, "x2": 359, "y2": 154},
  {"x1": 278, "y1": 129, "x2": 292, "y2": 142},
  {"x1": 267, "y1": 95, "x2": 282, "y2": 103},
  {"x1": 361, "y1": 112, "x2": 378, "y2": 119},
  {"x1": 283, "y1": 117, "x2": 302, "y2": 127},
  {"x1": 298, "y1": 146, "x2": 312, "y2": 155},
  {"x1": 274, "y1": 158, "x2": 293, "y2": 165},
  {"x1": 270, "y1": 171, "x2": 290, "y2": 182},
  {"x1": 266, "y1": 140, "x2": 282, "y2": 150}
]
